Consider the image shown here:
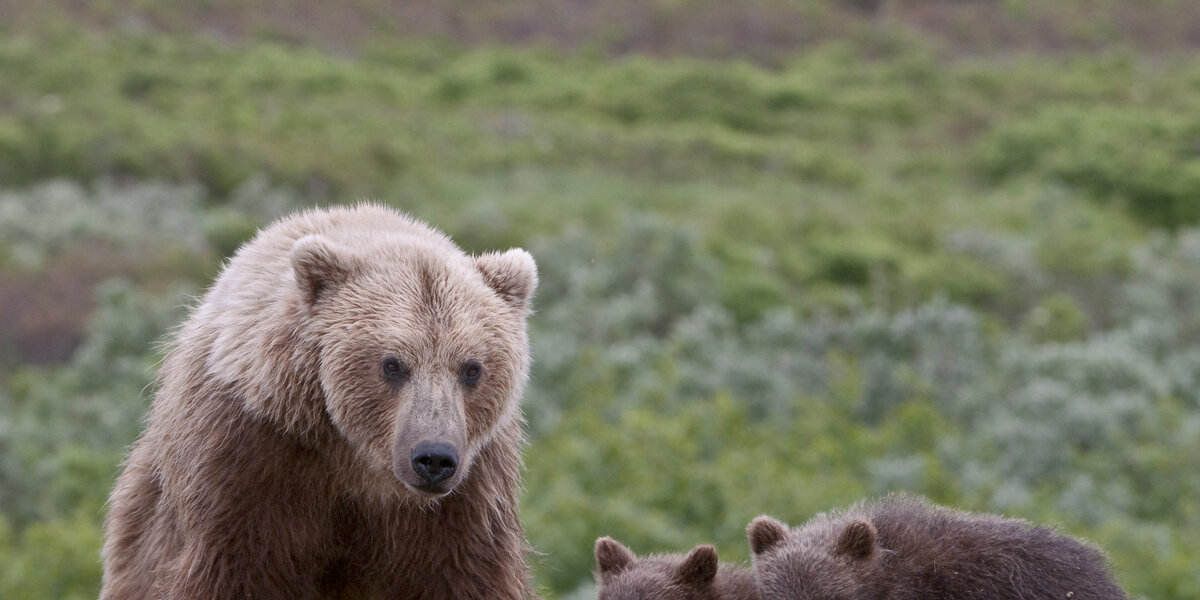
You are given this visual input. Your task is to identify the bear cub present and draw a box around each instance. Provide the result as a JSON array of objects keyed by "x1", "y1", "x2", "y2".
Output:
[
  {"x1": 747, "y1": 494, "x2": 1128, "y2": 600},
  {"x1": 594, "y1": 537, "x2": 759, "y2": 600}
]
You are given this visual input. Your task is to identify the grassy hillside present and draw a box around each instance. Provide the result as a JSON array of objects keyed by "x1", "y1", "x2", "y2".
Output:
[{"x1": 2, "y1": 6, "x2": 1199, "y2": 599}]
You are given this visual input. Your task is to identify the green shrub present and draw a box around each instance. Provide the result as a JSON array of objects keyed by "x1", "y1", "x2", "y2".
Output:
[
  {"x1": 0, "y1": 510, "x2": 103, "y2": 600},
  {"x1": 975, "y1": 107, "x2": 1200, "y2": 228}
]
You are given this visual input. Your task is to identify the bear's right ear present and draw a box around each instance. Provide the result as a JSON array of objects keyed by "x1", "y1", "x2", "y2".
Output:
[
  {"x1": 291, "y1": 235, "x2": 357, "y2": 306},
  {"x1": 595, "y1": 537, "x2": 636, "y2": 579},
  {"x1": 675, "y1": 544, "x2": 719, "y2": 588},
  {"x1": 834, "y1": 519, "x2": 877, "y2": 561},
  {"x1": 476, "y1": 248, "x2": 538, "y2": 315},
  {"x1": 748, "y1": 515, "x2": 790, "y2": 556}
]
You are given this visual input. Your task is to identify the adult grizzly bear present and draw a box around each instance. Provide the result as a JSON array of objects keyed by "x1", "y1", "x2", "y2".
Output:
[
  {"x1": 101, "y1": 204, "x2": 539, "y2": 599},
  {"x1": 747, "y1": 494, "x2": 1128, "y2": 600}
]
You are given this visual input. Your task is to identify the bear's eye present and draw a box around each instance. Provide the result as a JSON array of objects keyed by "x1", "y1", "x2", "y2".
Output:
[
  {"x1": 381, "y1": 357, "x2": 411, "y2": 383},
  {"x1": 460, "y1": 360, "x2": 483, "y2": 385}
]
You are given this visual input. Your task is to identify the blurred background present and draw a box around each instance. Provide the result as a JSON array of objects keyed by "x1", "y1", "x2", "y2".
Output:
[{"x1": 2, "y1": 1, "x2": 1199, "y2": 598}]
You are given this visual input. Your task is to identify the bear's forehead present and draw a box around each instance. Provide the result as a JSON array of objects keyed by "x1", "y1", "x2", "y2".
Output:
[
  {"x1": 607, "y1": 567, "x2": 675, "y2": 596},
  {"x1": 324, "y1": 267, "x2": 511, "y2": 357},
  {"x1": 350, "y1": 255, "x2": 498, "y2": 317},
  {"x1": 336, "y1": 284, "x2": 499, "y2": 339},
  {"x1": 763, "y1": 528, "x2": 844, "y2": 569}
]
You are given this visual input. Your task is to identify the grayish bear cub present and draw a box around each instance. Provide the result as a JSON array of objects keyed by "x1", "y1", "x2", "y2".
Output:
[
  {"x1": 101, "y1": 204, "x2": 539, "y2": 599},
  {"x1": 595, "y1": 537, "x2": 760, "y2": 600},
  {"x1": 747, "y1": 494, "x2": 1128, "y2": 600}
]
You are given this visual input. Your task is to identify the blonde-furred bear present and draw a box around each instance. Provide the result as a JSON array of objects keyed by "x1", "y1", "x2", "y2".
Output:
[{"x1": 101, "y1": 204, "x2": 538, "y2": 599}]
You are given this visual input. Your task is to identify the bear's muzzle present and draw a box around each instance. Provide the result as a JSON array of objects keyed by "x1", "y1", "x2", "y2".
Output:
[{"x1": 409, "y1": 440, "x2": 459, "y2": 491}]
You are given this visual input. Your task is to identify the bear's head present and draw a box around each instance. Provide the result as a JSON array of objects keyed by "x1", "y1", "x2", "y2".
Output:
[
  {"x1": 285, "y1": 222, "x2": 537, "y2": 500},
  {"x1": 594, "y1": 537, "x2": 722, "y2": 600},
  {"x1": 747, "y1": 515, "x2": 886, "y2": 600}
]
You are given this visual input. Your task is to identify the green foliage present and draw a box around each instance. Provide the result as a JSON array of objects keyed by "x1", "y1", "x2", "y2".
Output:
[
  {"x1": 0, "y1": 511, "x2": 103, "y2": 600},
  {"x1": 4, "y1": 28, "x2": 1200, "y2": 230},
  {"x1": 0, "y1": 179, "x2": 211, "y2": 270},
  {"x1": 1023, "y1": 292, "x2": 1087, "y2": 343},
  {"x1": 975, "y1": 106, "x2": 1200, "y2": 228},
  {"x1": 0, "y1": 279, "x2": 189, "y2": 527}
]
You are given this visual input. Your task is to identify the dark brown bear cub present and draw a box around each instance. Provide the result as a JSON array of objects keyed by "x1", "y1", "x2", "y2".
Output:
[
  {"x1": 595, "y1": 537, "x2": 760, "y2": 600},
  {"x1": 747, "y1": 494, "x2": 1128, "y2": 600}
]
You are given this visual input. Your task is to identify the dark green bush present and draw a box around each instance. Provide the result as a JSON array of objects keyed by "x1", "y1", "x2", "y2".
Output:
[{"x1": 975, "y1": 107, "x2": 1200, "y2": 228}]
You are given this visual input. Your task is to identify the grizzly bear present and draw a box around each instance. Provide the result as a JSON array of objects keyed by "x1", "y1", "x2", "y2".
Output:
[
  {"x1": 101, "y1": 204, "x2": 539, "y2": 599},
  {"x1": 747, "y1": 494, "x2": 1128, "y2": 600},
  {"x1": 594, "y1": 537, "x2": 760, "y2": 600}
]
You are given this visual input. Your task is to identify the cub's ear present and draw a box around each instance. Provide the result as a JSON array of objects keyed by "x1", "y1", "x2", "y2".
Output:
[
  {"x1": 476, "y1": 248, "x2": 538, "y2": 314},
  {"x1": 748, "y1": 516, "x2": 790, "y2": 556},
  {"x1": 291, "y1": 235, "x2": 357, "y2": 305},
  {"x1": 834, "y1": 519, "x2": 877, "y2": 561},
  {"x1": 676, "y1": 545, "x2": 719, "y2": 587},
  {"x1": 595, "y1": 537, "x2": 636, "y2": 579}
]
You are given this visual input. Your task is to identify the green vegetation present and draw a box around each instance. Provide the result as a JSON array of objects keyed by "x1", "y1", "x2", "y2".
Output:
[{"x1": 2, "y1": 5, "x2": 1200, "y2": 598}]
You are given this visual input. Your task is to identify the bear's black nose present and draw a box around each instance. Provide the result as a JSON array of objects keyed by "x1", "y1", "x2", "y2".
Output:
[{"x1": 411, "y1": 441, "x2": 458, "y2": 487}]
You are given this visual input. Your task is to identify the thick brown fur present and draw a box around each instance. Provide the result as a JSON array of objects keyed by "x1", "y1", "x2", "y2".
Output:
[
  {"x1": 101, "y1": 204, "x2": 539, "y2": 599},
  {"x1": 594, "y1": 537, "x2": 760, "y2": 600},
  {"x1": 747, "y1": 494, "x2": 1129, "y2": 600}
]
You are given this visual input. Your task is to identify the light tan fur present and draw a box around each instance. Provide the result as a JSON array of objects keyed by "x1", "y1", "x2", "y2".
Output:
[{"x1": 101, "y1": 204, "x2": 538, "y2": 599}]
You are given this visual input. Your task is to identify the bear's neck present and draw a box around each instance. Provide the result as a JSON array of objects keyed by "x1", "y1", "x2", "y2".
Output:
[{"x1": 332, "y1": 418, "x2": 533, "y2": 599}]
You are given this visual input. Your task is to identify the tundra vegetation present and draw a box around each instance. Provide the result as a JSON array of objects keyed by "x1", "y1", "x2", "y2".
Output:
[{"x1": 1, "y1": 2, "x2": 1199, "y2": 599}]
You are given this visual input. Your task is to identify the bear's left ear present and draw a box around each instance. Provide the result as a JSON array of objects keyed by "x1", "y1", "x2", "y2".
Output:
[
  {"x1": 476, "y1": 248, "x2": 538, "y2": 314},
  {"x1": 675, "y1": 545, "x2": 719, "y2": 588},
  {"x1": 748, "y1": 516, "x2": 790, "y2": 556},
  {"x1": 834, "y1": 519, "x2": 878, "y2": 561},
  {"x1": 595, "y1": 537, "x2": 636, "y2": 579}
]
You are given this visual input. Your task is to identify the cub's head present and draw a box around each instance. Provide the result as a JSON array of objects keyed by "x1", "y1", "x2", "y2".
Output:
[
  {"x1": 289, "y1": 223, "x2": 536, "y2": 500},
  {"x1": 594, "y1": 537, "x2": 723, "y2": 600},
  {"x1": 747, "y1": 515, "x2": 885, "y2": 600}
]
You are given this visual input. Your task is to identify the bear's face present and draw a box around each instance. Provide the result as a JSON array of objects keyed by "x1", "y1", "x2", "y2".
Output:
[
  {"x1": 291, "y1": 233, "x2": 536, "y2": 500},
  {"x1": 594, "y1": 537, "x2": 722, "y2": 600},
  {"x1": 747, "y1": 516, "x2": 885, "y2": 600}
]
